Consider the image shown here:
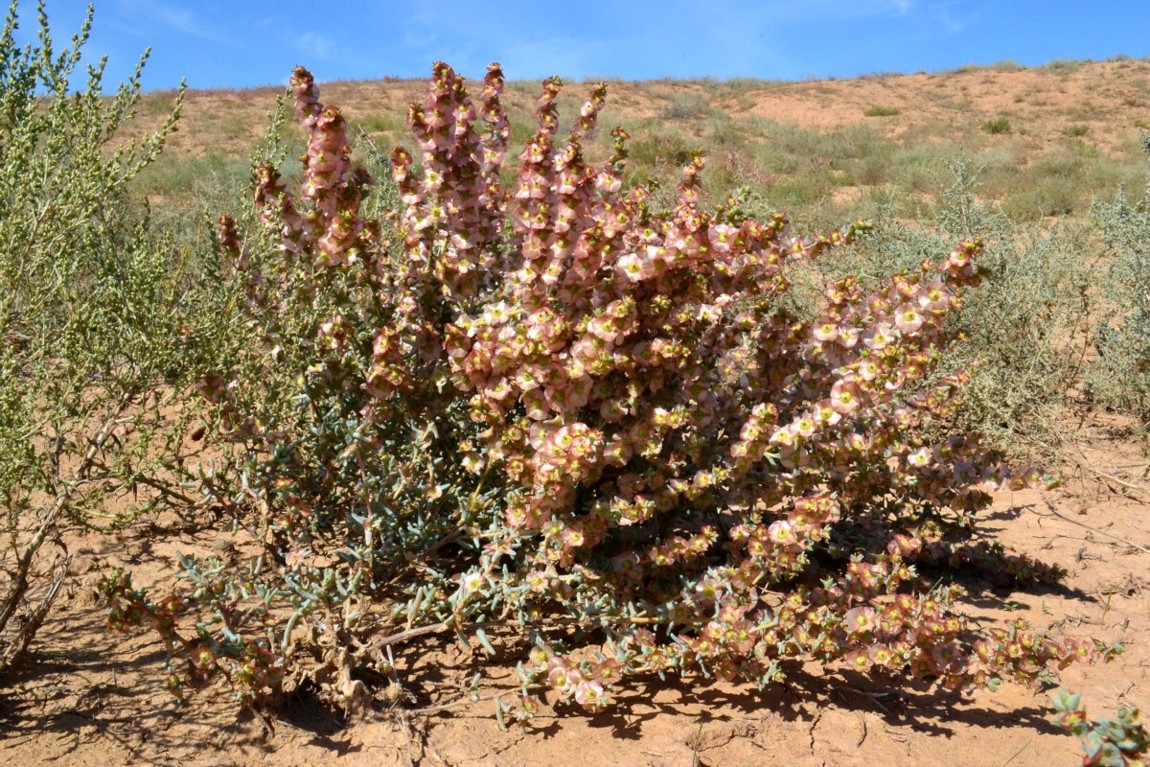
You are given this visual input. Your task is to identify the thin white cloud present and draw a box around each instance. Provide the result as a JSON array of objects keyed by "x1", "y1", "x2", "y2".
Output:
[
  {"x1": 297, "y1": 32, "x2": 333, "y2": 61},
  {"x1": 403, "y1": 30, "x2": 438, "y2": 51},
  {"x1": 933, "y1": 11, "x2": 970, "y2": 34},
  {"x1": 499, "y1": 36, "x2": 613, "y2": 80},
  {"x1": 927, "y1": 2, "x2": 976, "y2": 34},
  {"x1": 729, "y1": 0, "x2": 920, "y2": 23},
  {"x1": 69, "y1": 0, "x2": 1104, "y2": 92},
  {"x1": 392, "y1": 0, "x2": 934, "y2": 77},
  {"x1": 115, "y1": 0, "x2": 231, "y2": 45}
]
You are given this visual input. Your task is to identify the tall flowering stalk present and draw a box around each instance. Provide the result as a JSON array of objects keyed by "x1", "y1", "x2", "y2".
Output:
[
  {"x1": 252, "y1": 67, "x2": 373, "y2": 272},
  {"x1": 393, "y1": 62, "x2": 508, "y2": 298},
  {"x1": 102, "y1": 63, "x2": 1111, "y2": 716}
]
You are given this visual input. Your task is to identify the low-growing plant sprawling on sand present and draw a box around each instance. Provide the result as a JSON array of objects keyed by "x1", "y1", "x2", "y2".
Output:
[{"x1": 97, "y1": 62, "x2": 1119, "y2": 722}]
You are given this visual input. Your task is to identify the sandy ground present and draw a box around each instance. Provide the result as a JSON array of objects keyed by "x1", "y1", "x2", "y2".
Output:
[{"x1": 1, "y1": 404, "x2": 1147, "y2": 767}]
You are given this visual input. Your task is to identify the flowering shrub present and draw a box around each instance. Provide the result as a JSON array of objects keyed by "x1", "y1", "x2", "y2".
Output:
[{"x1": 100, "y1": 62, "x2": 1112, "y2": 717}]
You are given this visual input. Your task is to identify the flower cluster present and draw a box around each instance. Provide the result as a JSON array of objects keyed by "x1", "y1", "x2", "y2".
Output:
[
  {"x1": 392, "y1": 61, "x2": 508, "y2": 298},
  {"x1": 253, "y1": 66, "x2": 374, "y2": 270}
]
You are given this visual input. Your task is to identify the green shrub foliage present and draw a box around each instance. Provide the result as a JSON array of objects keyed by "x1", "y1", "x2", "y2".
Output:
[
  {"x1": 0, "y1": 0, "x2": 196, "y2": 670},
  {"x1": 1052, "y1": 690, "x2": 1150, "y2": 767},
  {"x1": 100, "y1": 63, "x2": 1109, "y2": 718},
  {"x1": 1091, "y1": 132, "x2": 1150, "y2": 419}
]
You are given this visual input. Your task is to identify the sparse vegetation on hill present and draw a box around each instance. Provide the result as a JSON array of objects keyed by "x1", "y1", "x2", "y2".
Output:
[{"x1": 127, "y1": 55, "x2": 1150, "y2": 226}]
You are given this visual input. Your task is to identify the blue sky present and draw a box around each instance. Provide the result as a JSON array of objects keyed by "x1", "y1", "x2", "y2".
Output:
[{"x1": 14, "y1": 1, "x2": 1150, "y2": 92}]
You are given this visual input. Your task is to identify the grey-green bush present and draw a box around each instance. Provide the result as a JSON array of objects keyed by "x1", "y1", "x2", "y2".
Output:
[
  {"x1": 0, "y1": 0, "x2": 202, "y2": 670},
  {"x1": 1090, "y1": 131, "x2": 1150, "y2": 420}
]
